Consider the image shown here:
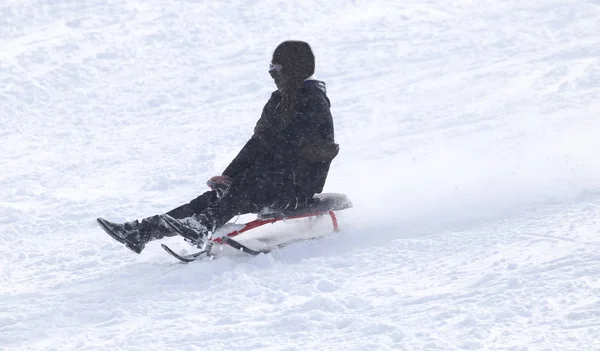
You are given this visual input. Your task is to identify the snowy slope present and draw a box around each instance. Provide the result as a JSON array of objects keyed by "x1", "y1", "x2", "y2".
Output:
[{"x1": 2, "y1": 0, "x2": 600, "y2": 350}]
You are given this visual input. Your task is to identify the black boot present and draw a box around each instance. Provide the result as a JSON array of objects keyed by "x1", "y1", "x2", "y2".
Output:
[
  {"x1": 161, "y1": 213, "x2": 210, "y2": 247},
  {"x1": 97, "y1": 215, "x2": 174, "y2": 254}
]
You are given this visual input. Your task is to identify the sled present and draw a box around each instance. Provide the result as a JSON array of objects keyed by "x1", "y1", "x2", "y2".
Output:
[{"x1": 161, "y1": 193, "x2": 352, "y2": 263}]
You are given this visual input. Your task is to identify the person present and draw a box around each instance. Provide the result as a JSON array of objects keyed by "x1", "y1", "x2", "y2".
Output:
[{"x1": 97, "y1": 40, "x2": 339, "y2": 254}]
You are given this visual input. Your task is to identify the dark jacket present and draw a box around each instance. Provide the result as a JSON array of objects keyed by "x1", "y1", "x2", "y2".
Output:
[{"x1": 222, "y1": 80, "x2": 338, "y2": 196}]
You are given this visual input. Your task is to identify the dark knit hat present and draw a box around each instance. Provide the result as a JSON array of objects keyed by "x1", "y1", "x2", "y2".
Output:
[{"x1": 272, "y1": 41, "x2": 315, "y2": 80}]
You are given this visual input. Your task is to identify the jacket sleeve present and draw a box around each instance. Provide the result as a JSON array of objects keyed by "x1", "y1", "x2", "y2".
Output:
[
  {"x1": 296, "y1": 92, "x2": 338, "y2": 163},
  {"x1": 291, "y1": 90, "x2": 338, "y2": 195},
  {"x1": 221, "y1": 136, "x2": 261, "y2": 178},
  {"x1": 222, "y1": 93, "x2": 280, "y2": 178}
]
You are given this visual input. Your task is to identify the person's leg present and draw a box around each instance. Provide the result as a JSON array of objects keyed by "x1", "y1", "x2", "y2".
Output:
[
  {"x1": 136, "y1": 190, "x2": 220, "y2": 241},
  {"x1": 166, "y1": 190, "x2": 218, "y2": 219},
  {"x1": 97, "y1": 215, "x2": 169, "y2": 254},
  {"x1": 178, "y1": 170, "x2": 299, "y2": 240},
  {"x1": 98, "y1": 190, "x2": 219, "y2": 253},
  {"x1": 161, "y1": 169, "x2": 317, "y2": 246}
]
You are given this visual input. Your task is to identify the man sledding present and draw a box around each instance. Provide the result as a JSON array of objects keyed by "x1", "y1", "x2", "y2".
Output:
[{"x1": 98, "y1": 40, "x2": 347, "y2": 255}]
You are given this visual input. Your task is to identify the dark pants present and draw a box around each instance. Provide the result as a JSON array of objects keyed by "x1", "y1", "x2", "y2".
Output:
[
  {"x1": 167, "y1": 190, "x2": 217, "y2": 220},
  {"x1": 151, "y1": 169, "x2": 312, "y2": 240}
]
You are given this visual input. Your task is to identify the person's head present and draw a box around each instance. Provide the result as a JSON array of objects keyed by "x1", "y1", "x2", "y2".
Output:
[{"x1": 269, "y1": 41, "x2": 315, "y2": 92}]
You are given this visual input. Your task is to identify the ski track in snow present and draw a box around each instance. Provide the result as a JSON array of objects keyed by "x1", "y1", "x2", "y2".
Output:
[{"x1": 2, "y1": 0, "x2": 600, "y2": 350}]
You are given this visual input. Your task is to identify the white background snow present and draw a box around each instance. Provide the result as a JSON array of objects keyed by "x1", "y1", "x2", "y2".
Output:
[{"x1": 2, "y1": 0, "x2": 600, "y2": 350}]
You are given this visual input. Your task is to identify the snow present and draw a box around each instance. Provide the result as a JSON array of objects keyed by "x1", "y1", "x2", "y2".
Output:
[{"x1": 2, "y1": 0, "x2": 600, "y2": 350}]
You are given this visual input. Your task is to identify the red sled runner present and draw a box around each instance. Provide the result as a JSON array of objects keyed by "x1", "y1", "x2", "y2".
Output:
[{"x1": 161, "y1": 193, "x2": 353, "y2": 263}]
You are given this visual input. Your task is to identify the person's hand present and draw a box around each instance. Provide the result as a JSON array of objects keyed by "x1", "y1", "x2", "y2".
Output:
[
  {"x1": 208, "y1": 175, "x2": 232, "y2": 187},
  {"x1": 207, "y1": 175, "x2": 232, "y2": 198}
]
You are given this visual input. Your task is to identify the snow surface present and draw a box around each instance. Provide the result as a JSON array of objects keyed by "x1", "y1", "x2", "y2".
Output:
[{"x1": 2, "y1": 0, "x2": 600, "y2": 350}]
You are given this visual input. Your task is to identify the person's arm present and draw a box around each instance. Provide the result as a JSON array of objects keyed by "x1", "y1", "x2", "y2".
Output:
[
  {"x1": 299, "y1": 94, "x2": 339, "y2": 163},
  {"x1": 220, "y1": 92, "x2": 281, "y2": 178},
  {"x1": 290, "y1": 91, "x2": 339, "y2": 163},
  {"x1": 221, "y1": 137, "x2": 262, "y2": 178}
]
